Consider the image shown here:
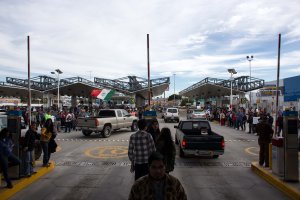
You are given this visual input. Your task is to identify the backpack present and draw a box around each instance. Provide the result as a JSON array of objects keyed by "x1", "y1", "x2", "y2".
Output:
[{"x1": 41, "y1": 127, "x2": 52, "y2": 142}]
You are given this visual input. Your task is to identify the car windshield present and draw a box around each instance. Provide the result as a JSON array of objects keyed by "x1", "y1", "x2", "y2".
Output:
[
  {"x1": 167, "y1": 109, "x2": 177, "y2": 113},
  {"x1": 181, "y1": 121, "x2": 210, "y2": 134},
  {"x1": 194, "y1": 110, "x2": 205, "y2": 114}
]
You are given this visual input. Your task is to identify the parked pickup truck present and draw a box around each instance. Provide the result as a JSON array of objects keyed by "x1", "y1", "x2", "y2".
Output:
[
  {"x1": 77, "y1": 109, "x2": 138, "y2": 138},
  {"x1": 174, "y1": 120, "x2": 224, "y2": 158}
]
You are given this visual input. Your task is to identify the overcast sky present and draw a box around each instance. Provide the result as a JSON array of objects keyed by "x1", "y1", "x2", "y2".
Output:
[{"x1": 0, "y1": 0, "x2": 299, "y2": 97}]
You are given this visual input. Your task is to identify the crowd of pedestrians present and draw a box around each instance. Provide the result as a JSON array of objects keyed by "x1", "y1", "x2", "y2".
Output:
[
  {"x1": 206, "y1": 106, "x2": 278, "y2": 135},
  {"x1": 0, "y1": 106, "x2": 62, "y2": 189}
]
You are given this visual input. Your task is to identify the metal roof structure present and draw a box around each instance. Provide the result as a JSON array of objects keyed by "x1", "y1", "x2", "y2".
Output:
[
  {"x1": 94, "y1": 76, "x2": 170, "y2": 99},
  {"x1": 0, "y1": 82, "x2": 43, "y2": 98},
  {"x1": 179, "y1": 76, "x2": 264, "y2": 99},
  {"x1": 3, "y1": 75, "x2": 170, "y2": 99}
]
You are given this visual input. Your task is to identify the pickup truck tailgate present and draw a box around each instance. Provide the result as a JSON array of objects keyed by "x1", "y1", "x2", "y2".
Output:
[
  {"x1": 77, "y1": 117, "x2": 98, "y2": 128},
  {"x1": 183, "y1": 134, "x2": 224, "y2": 150}
]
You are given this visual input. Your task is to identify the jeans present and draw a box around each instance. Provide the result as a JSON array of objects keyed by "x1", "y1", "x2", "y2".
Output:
[
  {"x1": 24, "y1": 150, "x2": 34, "y2": 175},
  {"x1": 0, "y1": 153, "x2": 21, "y2": 186},
  {"x1": 259, "y1": 142, "x2": 270, "y2": 167},
  {"x1": 41, "y1": 141, "x2": 49, "y2": 165},
  {"x1": 249, "y1": 123, "x2": 253, "y2": 133},
  {"x1": 65, "y1": 122, "x2": 71, "y2": 132}
]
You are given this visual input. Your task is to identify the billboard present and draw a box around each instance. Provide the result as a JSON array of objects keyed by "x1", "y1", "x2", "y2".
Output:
[{"x1": 284, "y1": 76, "x2": 300, "y2": 102}]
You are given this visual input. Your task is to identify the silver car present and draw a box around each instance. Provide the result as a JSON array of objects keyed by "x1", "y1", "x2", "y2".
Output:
[{"x1": 187, "y1": 109, "x2": 206, "y2": 120}]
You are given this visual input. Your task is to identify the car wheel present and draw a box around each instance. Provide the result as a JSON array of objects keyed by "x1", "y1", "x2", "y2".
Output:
[
  {"x1": 82, "y1": 130, "x2": 92, "y2": 136},
  {"x1": 212, "y1": 155, "x2": 219, "y2": 159},
  {"x1": 102, "y1": 125, "x2": 112, "y2": 138},
  {"x1": 131, "y1": 121, "x2": 138, "y2": 132},
  {"x1": 179, "y1": 146, "x2": 185, "y2": 157}
]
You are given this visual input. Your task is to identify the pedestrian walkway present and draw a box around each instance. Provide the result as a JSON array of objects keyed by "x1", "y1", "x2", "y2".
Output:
[
  {"x1": 0, "y1": 161, "x2": 54, "y2": 200},
  {"x1": 251, "y1": 161, "x2": 300, "y2": 200}
]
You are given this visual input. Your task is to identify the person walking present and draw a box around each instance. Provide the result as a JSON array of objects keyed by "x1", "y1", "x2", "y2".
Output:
[
  {"x1": 267, "y1": 113, "x2": 274, "y2": 128},
  {"x1": 128, "y1": 151, "x2": 187, "y2": 200},
  {"x1": 64, "y1": 111, "x2": 72, "y2": 133},
  {"x1": 155, "y1": 127, "x2": 176, "y2": 173},
  {"x1": 48, "y1": 128, "x2": 57, "y2": 163},
  {"x1": 23, "y1": 122, "x2": 39, "y2": 177},
  {"x1": 128, "y1": 119, "x2": 156, "y2": 180},
  {"x1": 247, "y1": 111, "x2": 253, "y2": 134},
  {"x1": 40, "y1": 118, "x2": 54, "y2": 167},
  {"x1": 147, "y1": 119, "x2": 160, "y2": 143},
  {"x1": 276, "y1": 114, "x2": 283, "y2": 137},
  {"x1": 0, "y1": 128, "x2": 21, "y2": 188},
  {"x1": 256, "y1": 115, "x2": 273, "y2": 167}
]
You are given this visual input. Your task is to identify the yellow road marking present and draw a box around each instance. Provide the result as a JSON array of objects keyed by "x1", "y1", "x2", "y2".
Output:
[
  {"x1": 84, "y1": 146, "x2": 128, "y2": 159},
  {"x1": 245, "y1": 147, "x2": 259, "y2": 156},
  {"x1": 0, "y1": 161, "x2": 55, "y2": 200},
  {"x1": 245, "y1": 147, "x2": 300, "y2": 159}
]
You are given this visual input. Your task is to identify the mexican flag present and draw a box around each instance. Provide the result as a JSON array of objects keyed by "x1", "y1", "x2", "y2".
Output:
[{"x1": 91, "y1": 89, "x2": 115, "y2": 100}]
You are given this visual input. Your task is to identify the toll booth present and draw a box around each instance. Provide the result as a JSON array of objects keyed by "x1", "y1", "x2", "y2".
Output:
[
  {"x1": 272, "y1": 137, "x2": 284, "y2": 176},
  {"x1": 7, "y1": 110, "x2": 22, "y2": 179},
  {"x1": 283, "y1": 111, "x2": 299, "y2": 182}
]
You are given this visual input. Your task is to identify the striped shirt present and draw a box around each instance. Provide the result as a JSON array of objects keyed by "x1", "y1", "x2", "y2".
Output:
[{"x1": 128, "y1": 130, "x2": 156, "y2": 164}]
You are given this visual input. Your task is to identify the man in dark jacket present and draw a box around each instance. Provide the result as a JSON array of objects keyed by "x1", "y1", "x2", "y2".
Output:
[
  {"x1": 256, "y1": 116, "x2": 273, "y2": 167},
  {"x1": 247, "y1": 112, "x2": 253, "y2": 133},
  {"x1": 129, "y1": 152, "x2": 187, "y2": 200},
  {"x1": 23, "y1": 122, "x2": 38, "y2": 176}
]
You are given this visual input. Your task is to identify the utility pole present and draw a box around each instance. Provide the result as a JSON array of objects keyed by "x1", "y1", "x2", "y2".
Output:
[
  {"x1": 274, "y1": 33, "x2": 281, "y2": 137},
  {"x1": 147, "y1": 34, "x2": 151, "y2": 106},
  {"x1": 27, "y1": 36, "x2": 31, "y2": 125},
  {"x1": 173, "y1": 73, "x2": 176, "y2": 106},
  {"x1": 246, "y1": 55, "x2": 254, "y2": 109}
]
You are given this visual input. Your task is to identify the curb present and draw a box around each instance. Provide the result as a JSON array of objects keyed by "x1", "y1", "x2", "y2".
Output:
[
  {"x1": 251, "y1": 161, "x2": 300, "y2": 200},
  {"x1": 0, "y1": 161, "x2": 55, "y2": 200}
]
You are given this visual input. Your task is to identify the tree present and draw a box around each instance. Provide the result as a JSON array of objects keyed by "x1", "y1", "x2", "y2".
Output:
[
  {"x1": 180, "y1": 98, "x2": 194, "y2": 106},
  {"x1": 167, "y1": 94, "x2": 181, "y2": 101}
]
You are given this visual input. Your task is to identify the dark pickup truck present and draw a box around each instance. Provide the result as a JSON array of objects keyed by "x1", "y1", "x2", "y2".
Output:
[{"x1": 174, "y1": 120, "x2": 225, "y2": 158}]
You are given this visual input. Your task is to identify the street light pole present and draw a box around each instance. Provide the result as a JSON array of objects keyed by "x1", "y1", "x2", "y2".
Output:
[
  {"x1": 246, "y1": 55, "x2": 254, "y2": 109},
  {"x1": 173, "y1": 73, "x2": 176, "y2": 107},
  {"x1": 51, "y1": 69, "x2": 63, "y2": 110},
  {"x1": 227, "y1": 68, "x2": 237, "y2": 111}
]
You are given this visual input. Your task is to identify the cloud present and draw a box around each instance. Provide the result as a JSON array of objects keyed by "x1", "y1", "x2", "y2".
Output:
[{"x1": 0, "y1": 0, "x2": 299, "y2": 97}]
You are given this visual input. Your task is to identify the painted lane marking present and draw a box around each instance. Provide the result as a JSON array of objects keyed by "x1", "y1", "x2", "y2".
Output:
[
  {"x1": 245, "y1": 147, "x2": 259, "y2": 156},
  {"x1": 84, "y1": 146, "x2": 128, "y2": 159}
]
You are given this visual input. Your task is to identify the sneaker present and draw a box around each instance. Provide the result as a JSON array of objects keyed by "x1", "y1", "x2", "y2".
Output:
[{"x1": 6, "y1": 184, "x2": 13, "y2": 189}]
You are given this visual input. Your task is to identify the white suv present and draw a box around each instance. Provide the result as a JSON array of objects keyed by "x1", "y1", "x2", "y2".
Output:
[{"x1": 164, "y1": 108, "x2": 179, "y2": 123}]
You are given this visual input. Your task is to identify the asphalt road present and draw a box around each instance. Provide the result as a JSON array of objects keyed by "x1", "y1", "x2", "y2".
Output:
[{"x1": 11, "y1": 111, "x2": 290, "y2": 200}]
